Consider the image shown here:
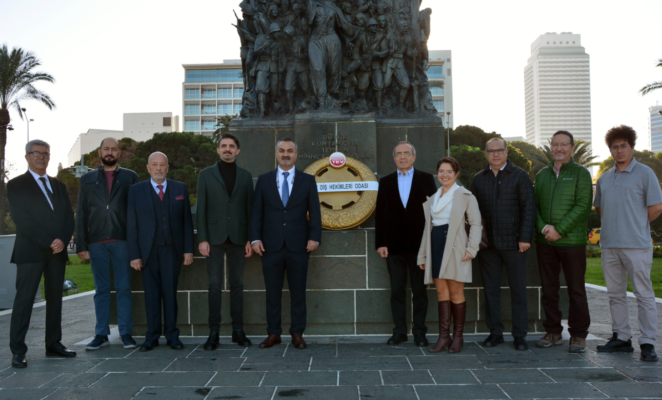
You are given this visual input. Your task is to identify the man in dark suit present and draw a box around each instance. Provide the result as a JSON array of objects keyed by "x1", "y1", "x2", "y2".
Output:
[
  {"x1": 197, "y1": 133, "x2": 254, "y2": 350},
  {"x1": 250, "y1": 138, "x2": 322, "y2": 350},
  {"x1": 375, "y1": 141, "x2": 437, "y2": 347},
  {"x1": 8, "y1": 140, "x2": 76, "y2": 368},
  {"x1": 127, "y1": 152, "x2": 194, "y2": 352}
]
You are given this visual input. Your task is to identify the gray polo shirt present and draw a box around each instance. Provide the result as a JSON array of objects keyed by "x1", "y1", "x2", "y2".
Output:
[{"x1": 593, "y1": 158, "x2": 662, "y2": 248}]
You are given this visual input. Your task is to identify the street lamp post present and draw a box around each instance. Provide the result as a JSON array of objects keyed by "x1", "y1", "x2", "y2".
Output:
[
  {"x1": 445, "y1": 112, "x2": 451, "y2": 156},
  {"x1": 21, "y1": 108, "x2": 33, "y2": 143}
]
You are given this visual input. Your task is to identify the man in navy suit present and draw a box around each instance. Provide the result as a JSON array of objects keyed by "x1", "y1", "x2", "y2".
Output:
[
  {"x1": 127, "y1": 152, "x2": 194, "y2": 352},
  {"x1": 251, "y1": 138, "x2": 322, "y2": 349}
]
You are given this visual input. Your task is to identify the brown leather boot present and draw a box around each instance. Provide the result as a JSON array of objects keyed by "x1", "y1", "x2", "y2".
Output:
[
  {"x1": 448, "y1": 302, "x2": 467, "y2": 353},
  {"x1": 429, "y1": 301, "x2": 452, "y2": 353}
]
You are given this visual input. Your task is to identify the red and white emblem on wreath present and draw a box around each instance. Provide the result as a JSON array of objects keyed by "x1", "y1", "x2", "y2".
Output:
[{"x1": 329, "y1": 152, "x2": 346, "y2": 168}]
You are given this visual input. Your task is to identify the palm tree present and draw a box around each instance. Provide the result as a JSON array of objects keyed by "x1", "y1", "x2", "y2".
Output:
[
  {"x1": 0, "y1": 44, "x2": 55, "y2": 233},
  {"x1": 640, "y1": 59, "x2": 662, "y2": 96},
  {"x1": 532, "y1": 139, "x2": 600, "y2": 172},
  {"x1": 211, "y1": 114, "x2": 238, "y2": 144}
]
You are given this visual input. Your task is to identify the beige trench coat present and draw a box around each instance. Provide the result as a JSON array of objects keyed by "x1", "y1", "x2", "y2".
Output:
[{"x1": 417, "y1": 186, "x2": 482, "y2": 285}]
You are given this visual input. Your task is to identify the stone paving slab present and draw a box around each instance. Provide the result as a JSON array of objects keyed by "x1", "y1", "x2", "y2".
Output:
[{"x1": 499, "y1": 382, "x2": 609, "y2": 399}]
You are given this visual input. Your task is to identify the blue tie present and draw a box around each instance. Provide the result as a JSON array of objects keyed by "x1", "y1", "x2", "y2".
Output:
[{"x1": 282, "y1": 172, "x2": 290, "y2": 207}]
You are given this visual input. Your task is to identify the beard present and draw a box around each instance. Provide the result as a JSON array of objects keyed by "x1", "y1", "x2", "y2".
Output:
[{"x1": 101, "y1": 156, "x2": 118, "y2": 166}]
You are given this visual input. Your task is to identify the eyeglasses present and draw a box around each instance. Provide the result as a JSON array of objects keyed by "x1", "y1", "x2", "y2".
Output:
[
  {"x1": 610, "y1": 144, "x2": 630, "y2": 152},
  {"x1": 437, "y1": 170, "x2": 455, "y2": 175},
  {"x1": 486, "y1": 148, "x2": 506, "y2": 155},
  {"x1": 28, "y1": 151, "x2": 50, "y2": 158},
  {"x1": 395, "y1": 151, "x2": 412, "y2": 157},
  {"x1": 551, "y1": 142, "x2": 572, "y2": 148}
]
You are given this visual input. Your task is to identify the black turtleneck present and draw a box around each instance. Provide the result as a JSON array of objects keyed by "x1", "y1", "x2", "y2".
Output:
[{"x1": 218, "y1": 160, "x2": 237, "y2": 195}]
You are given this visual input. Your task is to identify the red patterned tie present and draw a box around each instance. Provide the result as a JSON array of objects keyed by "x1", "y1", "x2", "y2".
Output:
[{"x1": 157, "y1": 185, "x2": 164, "y2": 201}]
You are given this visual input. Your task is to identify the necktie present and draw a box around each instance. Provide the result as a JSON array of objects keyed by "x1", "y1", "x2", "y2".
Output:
[
  {"x1": 157, "y1": 184, "x2": 165, "y2": 201},
  {"x1": 282, "y1": 172, "x2": 290, "y2": 207},
  {"x1": 39, "y1": 177, "x2": 54, "y2": 209}
]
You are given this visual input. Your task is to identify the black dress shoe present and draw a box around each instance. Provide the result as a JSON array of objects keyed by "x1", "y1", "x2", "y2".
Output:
[
  {"x1": 232, "y1": 330, "x2": 252, "y2": 347},
  {"x1": 597, "y1": 333, "x2": 634, "y2": 353},
  {"x1": 514, "y1": 336, "x2": 528, "y2": 351},
  {"x1": 641, "y1": 344, "x2": 658, "y2": 362},
  {"x1": 139, "y1": 340, "x2": 159, "y2": 352},
  {"x1": 12, "y1": 354, "x2": 27, "y2": 368},
  {"x1": 45, "y1": 342, "x2": 76, "y2": 358},
  {"x1": 414, "y1": 334, "x2": 429, "y2": 347},
  {"x1": 204, "y1": 332, "x2": 220, "y2": 351},
  {"x1": 482, "y1": 334, "x2": 504, "y2": 348},
  {"x1": 167, "y1": 339, "x2": 184, "y2": 350},
  {"x1": 387, "y1": 333, "x2": 408, "y2": 345}
]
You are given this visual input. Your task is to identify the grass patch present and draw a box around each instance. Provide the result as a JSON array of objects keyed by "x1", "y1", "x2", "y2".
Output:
[
  {"x1": 40, "y1": 255, "x2": 95, "y2": 299},
  {"x1": 585, "y1": 257, "x2": 662, "y2": 298}
]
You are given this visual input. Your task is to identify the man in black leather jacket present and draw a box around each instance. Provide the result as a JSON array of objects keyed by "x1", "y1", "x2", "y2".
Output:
[
  {"x1": 75, "y1": 138, "x2": 139, "y2": 351},
  {"x1": 470, "y1": 138, "x2": 536, "y2": 351}
]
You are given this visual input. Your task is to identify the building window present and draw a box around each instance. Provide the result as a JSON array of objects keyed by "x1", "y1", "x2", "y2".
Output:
[
  {"x1": 218, "y1": 88, "x2": 232, "y2": 98},
  {"x1": 202, "y1": 120, "x2": 216, "y2": 130},
  {"x1": 202, "y1": 104, "x2": 216, "y2": 114},
  {"x1": 427, "y1": 66, "x2": 443, "y2": 79},
  {"x1": 218, "y1": 103, "x2": 233, "y2": 114},
  {"x1": 184, "y1": 120, "x2": 200, "y2": 131},
  {"x1": 447, "y1": 68, "x2": 451, "y2": 76},
  {"x1": 185, "y1": 69, "x2": 243, "y2": 83},
  {"x1": 234, "y1": 104, "x2": 242, "y2": 114},
  {"x1": 185, "y1": 88, "x2": 199, "y2": 99},
  {"x1": 430, "y1": 87, "x2": 443, "y2": 96},
  {"x1": 185, "y1": 104, "x2": 199, "y2": 115},
  {"x1": 234, "y1": 87, "x2": 244, "y2": 99},
  {"x1": 163, "y1": 117, "x2": 171, "y2": 127},
  {"x1": 202, "y1": 89, "x2": 216, "y2": 99},
  {"x1": 433, "y1": 100, "x2": 444, "y2": 111}
]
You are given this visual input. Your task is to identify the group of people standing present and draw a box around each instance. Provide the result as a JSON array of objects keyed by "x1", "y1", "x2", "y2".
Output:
[{"x1": 6, "y1": 125, "x2": 659, "y2": 369}]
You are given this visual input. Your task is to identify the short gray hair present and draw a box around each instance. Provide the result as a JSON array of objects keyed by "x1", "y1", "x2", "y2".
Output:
[
  {"x1": 277, "y1": 137, "x2": 298, "y2": 152},
  {"x1": 484, "y1": 137, "x2": 507, "y2": 151},
  {"x1": 26, "y1": 140, "x2": 50, "y2": 154},
  {"x1": 392, "y1": 141, "x2": 416, "y2": 157}
]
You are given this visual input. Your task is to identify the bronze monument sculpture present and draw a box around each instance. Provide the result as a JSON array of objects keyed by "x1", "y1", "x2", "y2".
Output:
[{"x1": 234, "y1": 0, "x2": 438, "y2": 117}]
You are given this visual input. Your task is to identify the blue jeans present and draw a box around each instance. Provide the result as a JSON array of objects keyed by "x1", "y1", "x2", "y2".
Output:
[{"x1": 89, "y1": 241, "x2": 133, "y2": 336}]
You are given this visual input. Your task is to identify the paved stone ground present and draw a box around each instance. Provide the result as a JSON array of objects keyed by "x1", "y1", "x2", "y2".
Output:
[{"x1": 0, "y1": 288, "x2": 660, "y2": 400}]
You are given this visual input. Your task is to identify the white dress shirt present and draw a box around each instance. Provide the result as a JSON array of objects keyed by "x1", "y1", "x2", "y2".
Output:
[
  {"x1": 29, "y1": 168, "x2": 54, "y2": 210},
  {"x1": 397, "y1": 167, "x2": 414, "y2": 208},
  {"x1": 150, "y1": 179, "x2": 168, "y2": 194},
  {"x1": 277, "y1": 166, "x2": 295, "y2": 200}
]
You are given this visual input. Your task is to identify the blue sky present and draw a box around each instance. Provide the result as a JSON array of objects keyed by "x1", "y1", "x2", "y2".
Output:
[{"x1": 3, "y1": 0, "x2": 662, "y2": 176}]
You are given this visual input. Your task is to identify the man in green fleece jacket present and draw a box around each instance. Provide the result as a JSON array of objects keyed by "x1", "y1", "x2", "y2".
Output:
[{"x1": 534, "y1": 130, "x2": 592, "y2": 353}]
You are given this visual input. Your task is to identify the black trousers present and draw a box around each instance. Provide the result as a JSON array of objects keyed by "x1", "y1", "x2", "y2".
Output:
[
  {"x1": 537, "y1": 243, "x2": 590, "y2": 338},
  {"x1": 262, "y1": 247, "x2": 309, "y2": 336},
  {"x1": 478, "y1": 248, "x2": 528, "y2": 337},
  {"x1": 143, "y1": 245, "x2": 181, "y2": 342},
  {"x1": 10, "y1": 255, "x2": 66, "y2": 355},
  {"x1": 207, "y1": 242, "x2": 245, "y2": 331},
  {"x1": 387, "y1": 253, "x2": 428, "y2": 336}
]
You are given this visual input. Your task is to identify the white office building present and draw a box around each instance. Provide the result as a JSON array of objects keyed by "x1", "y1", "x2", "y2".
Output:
[
  {"x1": 650, "y1": 105, "x2": 662, "y2": 153},
  {"x1": 181, "y1": 51, "x2": 453, "y2": 134},
  {"x1": 67, "y1": 112, "x2": 178, "y2": 167},
  {"x1": 524, "y1": 32, "x2": 592, "y2": 148}
]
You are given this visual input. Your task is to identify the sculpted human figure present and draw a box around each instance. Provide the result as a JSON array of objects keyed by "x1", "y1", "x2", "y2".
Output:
[
  {"x1": 307, "y1": 0, "x2": 359, "y2": 108},
  {"x1": 284, "y1": 24, "x2": 313, "y2": 111},
  {"x1": 355, "y1": 18, "x2": 387, "y2": 108},
  {"x1": 419, "y1": 7, "x2": 432, "y2": 70},
  {"x1": 253, "y1": 22, "x2": 286, "y2": 117},
  {"x1": 384, "y1": 19, "x2": 417, "y2": 110}
]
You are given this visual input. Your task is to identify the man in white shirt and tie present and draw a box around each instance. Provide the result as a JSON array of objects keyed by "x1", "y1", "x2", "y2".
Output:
[
  {"x1": 250, "y1": 138, "x2": 322, "y2": 350},
  {"x1": 7, "y1": 140, "x2": 76, "y2": 368}
]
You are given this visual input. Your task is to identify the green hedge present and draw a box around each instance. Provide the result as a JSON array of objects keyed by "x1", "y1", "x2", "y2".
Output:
[{"x1": 587, "y1": 246, "x2": 662, "y2": 258}]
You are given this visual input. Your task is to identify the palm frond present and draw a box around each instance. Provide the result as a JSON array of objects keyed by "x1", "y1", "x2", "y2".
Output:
[{"x1": 640, "y1": 82, "x2": 662, "y2": 96}]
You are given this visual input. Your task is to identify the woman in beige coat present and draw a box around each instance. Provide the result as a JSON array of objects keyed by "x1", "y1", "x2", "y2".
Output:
[{"x1": 417, "y1": 157, "x2": 482, "y2": 353}]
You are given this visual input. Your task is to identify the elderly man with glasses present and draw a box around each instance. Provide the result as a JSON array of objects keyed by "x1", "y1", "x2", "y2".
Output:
[
  {"x1": 470, "y1": 138, "x2": 536, "y2": 351},
  {"x1": 375, "y1": 141, "x2": 437, "y2": 347},
  {"x1": 7, "y1": 140, "x2": 76, "y2": 368}
]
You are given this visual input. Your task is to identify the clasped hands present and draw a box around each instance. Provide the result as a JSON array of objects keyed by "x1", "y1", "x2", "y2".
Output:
[
  {"x1": 250, "y1": 240, "x2": 318, "y2": 256},
  {"x1": 542, "y1": 225, "x2": 562, "y2": 243},
  {"x1": 418, "y1": 251, "x2": 474, "y2": 270}
]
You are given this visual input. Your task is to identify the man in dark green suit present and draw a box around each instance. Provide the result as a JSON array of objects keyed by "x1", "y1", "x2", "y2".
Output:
[{"x1": 197, "y1": 133, "x2": 254, "y2": 349}]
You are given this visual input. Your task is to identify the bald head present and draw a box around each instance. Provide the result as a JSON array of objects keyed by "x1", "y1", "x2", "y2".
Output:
[{"x1": 146, "y1": 152, "x2": 169, "y2": 184}]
